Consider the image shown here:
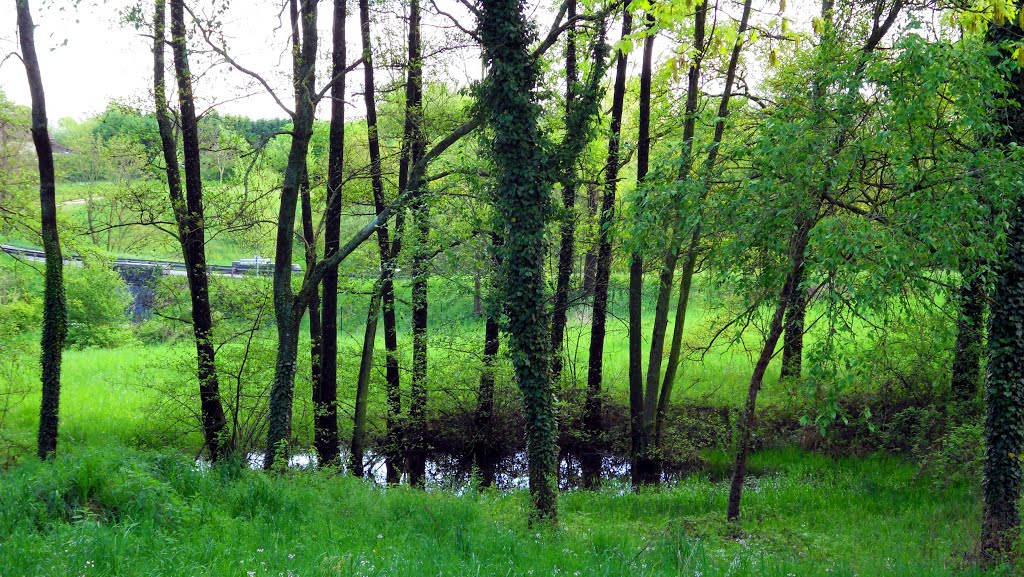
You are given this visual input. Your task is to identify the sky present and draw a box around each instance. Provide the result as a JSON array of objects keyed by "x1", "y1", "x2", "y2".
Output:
[
  {"x1": 0, "y1": 0, "x2": 873, "y2": 124},
  {"x1": 0, "y1": 0, "x2": 481, "y2": 122}
]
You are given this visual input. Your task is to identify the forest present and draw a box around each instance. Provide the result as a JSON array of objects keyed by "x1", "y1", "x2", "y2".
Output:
[{"x1": 2, "y1": 0, "x2": 1024, "y2": 573}]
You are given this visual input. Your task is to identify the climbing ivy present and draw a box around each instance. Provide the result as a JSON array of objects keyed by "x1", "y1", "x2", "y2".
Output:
[{"x1": 477, "y1": 0, "x2": 557, "y2": 522}]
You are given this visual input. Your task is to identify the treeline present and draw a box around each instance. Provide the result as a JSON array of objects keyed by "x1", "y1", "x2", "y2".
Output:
[
  {"x1": 7, "y1": 0, "x2": 1024, "y2": 566},
  {"x1": 51, "y1": 107, "x2": 289, "y2": 184}
]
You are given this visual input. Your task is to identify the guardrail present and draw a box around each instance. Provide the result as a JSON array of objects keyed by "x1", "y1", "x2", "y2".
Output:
[{"x1": 0, "y1": 244, "x2": 301, "y2": 278}]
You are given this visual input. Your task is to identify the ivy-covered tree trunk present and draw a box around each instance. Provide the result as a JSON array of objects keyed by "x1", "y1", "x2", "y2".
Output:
[
  {"x1": 950, "y1": 274, "x2": 984, "y2": 403},
  {"x1": 265, "y1": 0, "x2": 319, "y2": 469},
  {"x1": 358, "y1": 0, "x2": 403, "y2": 483},
  {"x1": 316, "y1": 0, "x2": 347, "y2": 468},
  {"x1": 479, "y1": 0, "x2": 557, "y2": 521},
  {"x1": 168, "y1": 0, "x2": 228, "y2": 461},
  {"x1": 779, "y1": 261, "x2": 807, "y2": 382},
  {"x1": 982, "y1": 8, "x2": 1024, "y2": 561},
  {"x1": 584, "y1": 7, "x2": 632, "y2": 489},
  {"x1": 17, "y1": 0, "x2": 67, "y2": 460},
  {"x1": 549, "y1": 0, "x2": 578, "y2": 386}
]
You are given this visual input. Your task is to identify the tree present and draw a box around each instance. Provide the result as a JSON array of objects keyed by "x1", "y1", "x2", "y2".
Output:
[
  {"x1": 265, "y1": 0, "x2": 320, "y2": 469},
  {"x1": 403, "y1": 0, "x2": 429, "y2": 488},
  {"x1": 16, "y1": 0, "x2": 67, "y2": 459},
  {"x1": 726, "y1": 0, "x2": 907, "y2": 521},
  {"x1": 583, "y1": 5, "x2": 632, "y2": 488},
  {"x1": 627, "y1": 6, "x2": 659, "y2": 486},
  {"x1": 153, "y1": 0, "x2": 229, "y2": 461},
  {"x1": 982, "y1": 1, "x2": 1024, "y2": 561},
  {"x1": 357, "y1": 0, "x2": 404, "y2": 483},
  {"x1": 316, "y1": 0, "x2": 347, "y2": 468},
  {"x1": 478, "y1": 0, "x2": 557, "y2": 521},
  {"x1": 550, "y1": 1, "x2": 609, "y2": 391},
  {"x1": 627, "y1": 0, "x2": 750, "y2": 485}
]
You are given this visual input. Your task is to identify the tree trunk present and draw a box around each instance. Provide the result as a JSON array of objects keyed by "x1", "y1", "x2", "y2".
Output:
[
  {"x1": 265, "y1": 0, "x2": 319, "y2": 469},
  {"x1": 727, "y1": 221, "x2": 811, "y2": 521},
  {"x1": 950, "y1": 274, "x2": 984, "y2": 403},
  {"x1": 300, "y1": 166, "x2": 323, "y2": 414},
  {"x1": 474, "y1": 312, "x2": 501, "y2": 488},
  {"x1": 17, "y1": 0, "x2": 67, "y2": 460},
  {"x1": 630, "y1": 14, "x2": 657, "y2": 486},
  {"x1": 982, "y1": 10, "x2": 1024, "y2": 562},
  {"x1": 351, "y1": 284, "x2": 381, "y2": 477},
  {"x1": 582, "y1": 183, "x2": 599, "y2": 297},
  {"x1": 473, "y1": 271, "x2": 483, "y2": 316},
  {"x1": 549, "y1": 0, "x2": 578, "y2": 386},
  {"x1": 779, "y1": 260, "x2": 807, "y2": 382},
  {"x1": 402, "y1": 0, "x2": 429, "y2": 488},
  {"x1": 316, "y1": 0, "x2": 347, "y2": 468},
  {"x1": 168, "y1": 0, "x2": 228, "y2": 462},
  {"x1": 583, "y1": 7, "x2": 632, "y2": 489},
  {"x1": 359, "y1": 0, "x2": 403, "y2": 484},
  {"x1": 480, "y1": 0, "x2": 557, "y2": 521},
  {"x1": 657, "y1": 246, "x2": 696, "y2": 447}
]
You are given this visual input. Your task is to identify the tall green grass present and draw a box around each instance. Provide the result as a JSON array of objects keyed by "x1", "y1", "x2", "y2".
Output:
[{"x1": 0, "y1": 446, "x2": 1005, "y2": 576}]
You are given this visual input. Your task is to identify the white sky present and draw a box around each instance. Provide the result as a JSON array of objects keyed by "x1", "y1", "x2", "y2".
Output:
[
  {"x1": 0, "y1": 0, "x2": 895, "y2": 124},
  {"x1": 0, "y1": 0, "x2": 482, "y2": 122}
]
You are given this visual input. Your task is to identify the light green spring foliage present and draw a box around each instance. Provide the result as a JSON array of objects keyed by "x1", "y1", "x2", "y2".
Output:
[{"x1": 0, "y1": 445, "x2": 1001, "y2": 576}]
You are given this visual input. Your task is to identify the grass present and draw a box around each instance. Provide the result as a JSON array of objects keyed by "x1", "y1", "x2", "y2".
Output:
[
  {"x1": 1, "y1": 272, "x2": 788, "y2": 457},
  {"x1": 0, "y1": 445, "x2": 1004, "y2": 576}
]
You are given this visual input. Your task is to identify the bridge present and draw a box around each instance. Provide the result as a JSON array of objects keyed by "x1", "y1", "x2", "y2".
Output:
[{"x1": 1, "y1": 244, "x2": 300, "y2": 320}]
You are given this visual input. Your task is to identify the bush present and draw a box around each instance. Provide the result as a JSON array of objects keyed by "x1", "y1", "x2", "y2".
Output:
[
  {"x1": 920, "y1": 421, "x2": 983, "y2": 489},
  {"x1": 64, "y1": 256, "x2": 134, "y2": 348}
]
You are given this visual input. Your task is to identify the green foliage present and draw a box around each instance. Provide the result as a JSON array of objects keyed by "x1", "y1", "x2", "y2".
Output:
[{"x1": 63, "y1": 254, "x2": 134, "y2": 349}]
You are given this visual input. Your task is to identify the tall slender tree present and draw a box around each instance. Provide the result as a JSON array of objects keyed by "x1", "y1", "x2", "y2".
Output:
[
  {"x1": 351, "y1": 283, "x2": 381, "y2": 476},
  {"x1": 316, "y1": 0, "x2": 347, "y2": 467},
  {"x1": 635, "y1": 0, "x2": 746, "y2": 485},
  {"x1": 551, "y1": 1, "x2": 610, "y2": 388},
  {"x1": 16, "y1": 0, "x2": 67, "y2": 460},
  {"x1": 550, "y1": 0, "x2": 579, "y2": 385},
  {"x1": 265, "y1": 0, "x2": 320, "y2": 468},
  {"x1": 583, "y1": 6, "x2": 632, "y2": 488},
  {"x1": 628, "y1": 10, "x2": 657, "y2": 486},
  {"x1": 167, "y1": 0, "x2": 228, "y2": 461},
  {"x1": 358, "y1": 0, "x2": 404, "y2": 483},
  {"x1": 403, "y1": 0, "x2": 429, "y2": 488}
]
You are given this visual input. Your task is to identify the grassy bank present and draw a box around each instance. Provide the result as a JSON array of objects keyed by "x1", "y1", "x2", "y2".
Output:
[{"x1": 0, "y1": 445, "x2": 1000, "y2": 576}]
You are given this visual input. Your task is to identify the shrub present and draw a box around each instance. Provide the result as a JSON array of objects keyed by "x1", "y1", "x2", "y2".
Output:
[{"x1": 64, "y1": 255, "x2": 134, "y2": 348}]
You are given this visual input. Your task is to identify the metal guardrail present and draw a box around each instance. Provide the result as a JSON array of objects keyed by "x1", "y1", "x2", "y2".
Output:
[{"x1": 0, "y1": 244, "x2": 301, "y2": 277}]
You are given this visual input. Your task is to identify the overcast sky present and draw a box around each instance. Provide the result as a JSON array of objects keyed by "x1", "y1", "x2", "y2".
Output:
[
  {"x1": 0, "y1": 0, "x2": 481, "y2": 122},
  {"x1": 0, "y1": 0, "x2": 867, "y2": 125}
]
